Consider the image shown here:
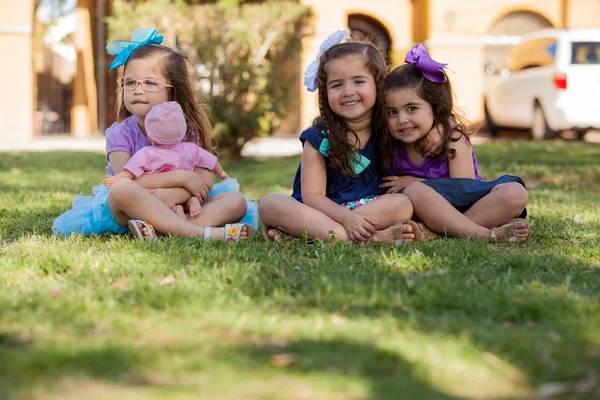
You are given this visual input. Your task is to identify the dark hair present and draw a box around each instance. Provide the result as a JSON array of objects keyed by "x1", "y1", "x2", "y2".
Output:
[
  {"x1": 384, "y1": 63, "x2": 473, "y2": 159},
  {"x1": 114, "y1": 44, "x2": 214, "y2": 153},
  {"x1": 313, "y1": 41, "x2": 393, "y2": 177}
]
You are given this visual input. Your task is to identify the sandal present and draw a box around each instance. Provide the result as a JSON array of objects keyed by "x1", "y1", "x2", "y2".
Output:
[
  {"x1": 399, "y1": 220, "x2": 441, "y2": 242},
  {"x1": 128, "y1": 219, "x2": 157, "y2": 241},
  {"x1": 490, "y1": 218, "x2": 531, "y2": 243},
  {"x1": 204, "y1": 223, "x2": 254, "y2": 243},
  {"x1": 261, "y1": 225, "x2": 297, "y2": 243}
]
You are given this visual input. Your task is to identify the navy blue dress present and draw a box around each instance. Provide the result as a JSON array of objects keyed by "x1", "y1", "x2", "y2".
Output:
[{"x1": 291, "y1": 126, "x2": 384, "y2": 205}]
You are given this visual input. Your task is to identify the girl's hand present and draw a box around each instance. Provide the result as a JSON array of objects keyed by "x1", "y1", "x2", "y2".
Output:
[
  {"x1": 342, "y1": 212, "x2": 377, "y2": 243},
  {"x1": 422, "y1": 122, "x2": 444, "y2": 157},
  {"x1": 148, "y1": 188, "x2": 192, "y2": 209},
  {"x1": 180, "y1": 170, "x2": 211, "y2": 200},
  {"x1": 380, "y1": 176, "x2": 425, "y2": 194}
]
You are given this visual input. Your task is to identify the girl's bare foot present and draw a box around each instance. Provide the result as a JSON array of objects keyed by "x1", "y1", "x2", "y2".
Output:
[
  {"x1": 490, "y1": 218, "x2": 531, "y2": 242},
  {"x1": 266, "y1": 228, "x2": 280, "y2": 241},
  {"x1": 130, "y1": 220, "x2": 157, "y2": 240},
  {"x1": 171, "y1": 205, "x2": 187, "y2": 220},
  {"x1": 398, "y1": 223, "x2": 416, "y2": 242},
  {"x1": 186, "y1": 196, "x2": 202, "y2": 217}
]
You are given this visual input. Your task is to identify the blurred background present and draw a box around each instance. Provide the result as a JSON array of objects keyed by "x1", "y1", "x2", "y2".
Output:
[{"x1": 1, "y1": 0, "x2": 599, "y2": 156}]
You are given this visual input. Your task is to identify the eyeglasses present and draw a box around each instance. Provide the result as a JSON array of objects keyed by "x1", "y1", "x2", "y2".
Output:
[{"x1": 117, "y1": 77, "x2": 173, "y2": 92}]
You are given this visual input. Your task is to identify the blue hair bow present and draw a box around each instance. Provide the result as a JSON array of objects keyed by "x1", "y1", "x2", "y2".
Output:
[{"x1": 106, "y1": 27, "x2": 164, "y2": 70}]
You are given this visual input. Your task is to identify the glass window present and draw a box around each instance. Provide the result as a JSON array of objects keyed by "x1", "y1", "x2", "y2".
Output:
[
  {"x1": 507, "y1": 38, "x2": 556, "y2": 71},
  {"x1": 571, "y1": 42, "x2": 600, "y2": 64}
]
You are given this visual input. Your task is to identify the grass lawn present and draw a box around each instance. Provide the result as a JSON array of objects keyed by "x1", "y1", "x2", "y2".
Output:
[{"x1": 1, "y1": 140, "x2": 599, "y2": 399}]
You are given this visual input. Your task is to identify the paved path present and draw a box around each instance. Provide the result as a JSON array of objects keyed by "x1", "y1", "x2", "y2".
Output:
[{"x1": 0, "y1": 131, "x2": 597, "y2": 157}]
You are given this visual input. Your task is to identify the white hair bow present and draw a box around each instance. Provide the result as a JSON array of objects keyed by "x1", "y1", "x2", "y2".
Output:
[{"x1": 303, "y1": 29, "x2": 351, "y2": 92}]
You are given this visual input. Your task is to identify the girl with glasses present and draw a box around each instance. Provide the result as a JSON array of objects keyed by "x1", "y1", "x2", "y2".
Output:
[{"x1": 53, "y1": 28, "x2": 256, "y2": 241}]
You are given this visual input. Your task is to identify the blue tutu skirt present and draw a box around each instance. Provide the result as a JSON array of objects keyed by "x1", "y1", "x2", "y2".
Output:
[
  {"x1": 52, "y1": 178, "x2": 258, "y2": 237},
  {"x1": 416, "y1": 174, "x2": 527, "y2": 218}
]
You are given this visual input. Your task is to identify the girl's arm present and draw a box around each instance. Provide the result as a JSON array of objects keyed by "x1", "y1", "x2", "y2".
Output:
[
  {"x1": 380, "y1": 175, "x2": 425, "y2": 194},
  {"x1": 301, "y1": 143, "x2": 376, "y2": 242},
  {"x1": 135, "y1": 169, "x2": 213, "y2": 200},
  {"x1": 108, "y1": 151, "x2": 132, "y2": 175},
  {"x1": 109, "y1": 149, "x2": 212, "y2": 201},
  {"x1": 447, "y1": 134, "x2": 477, "y2": 179},
  {"x1": 421, "y1": 122, "x2": 444, "y2": 156}
]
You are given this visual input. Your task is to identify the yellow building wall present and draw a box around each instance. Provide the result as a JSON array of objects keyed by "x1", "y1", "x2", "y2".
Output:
[
  {"x1": 0, "y1": 0, "x2": 34, "y2": 141},
  {"x1": 426, "y1": 0, "x2": 600, "y2": 122}
]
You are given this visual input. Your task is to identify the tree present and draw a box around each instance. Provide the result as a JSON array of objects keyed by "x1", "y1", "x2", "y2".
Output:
[{"x1": 107, "y1": 0, "x2": 311, "y2": 158}]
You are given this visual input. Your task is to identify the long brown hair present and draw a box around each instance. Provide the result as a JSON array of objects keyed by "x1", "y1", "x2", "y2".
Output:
[
  {"x1": 384, "y1": 63, "x2": 473, "y2": 159},
  {"x1": 114, "y1": 44, "x2": 214, "y2": 153},
  {"x1": 313, "y1": 41, "x2": 392, "y2": 177}
]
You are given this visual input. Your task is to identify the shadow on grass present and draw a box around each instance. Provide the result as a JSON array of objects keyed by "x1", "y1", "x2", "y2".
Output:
[
  {"x1": 229, "y1": 338, "x2": 464, "y2": 400},
  {"x1": 223, "y1": 232, "x2": 600, "y2": 394},
  {"x1": 0, "y1": 332, "x2": 156, "y2": 397},
  {"x1": 1, "y1": 208, "x2": 67, "y2": 241}
]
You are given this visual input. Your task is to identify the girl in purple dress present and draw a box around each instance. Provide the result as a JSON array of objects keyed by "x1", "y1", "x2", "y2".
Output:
[
  {"x1": 52, "y1": 28, "x2": 256, "y2": 242},
  {"x1": 381, "y1": 44, "x2": 531, "y2": 243}
]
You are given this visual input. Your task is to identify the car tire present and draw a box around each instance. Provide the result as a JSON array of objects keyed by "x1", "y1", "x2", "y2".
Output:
[
  {"x1": 575, "y1": 129, "x2": 588, "y2": 141},
  {"x1": 483, "y1": 100, "x2": 499, "y2": 137},
  {"x1": 531, "y1": 103, "x2": 559, "y2": 140}
]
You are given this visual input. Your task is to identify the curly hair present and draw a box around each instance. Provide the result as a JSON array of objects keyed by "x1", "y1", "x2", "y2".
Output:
[
  {"x1": 313, "y1": 41, "x2": 393, "y2": 177},
  {"x1": 114, "y1": 44, "x2": 214, "y2": 153},
  {"x1": 384, "y1": 63, "x2": 473, "y2": 160}
]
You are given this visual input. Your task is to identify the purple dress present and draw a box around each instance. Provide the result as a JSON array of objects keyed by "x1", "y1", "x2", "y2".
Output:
[
  {"x1": 392, "y1": 141, "x2": 482, "y2": 180},
  {"x1": 392, "y1": 141, "x2": 527, "y2": 217}
]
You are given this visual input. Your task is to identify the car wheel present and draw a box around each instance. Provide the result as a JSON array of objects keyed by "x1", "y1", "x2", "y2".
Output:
[
  {"x1": 575, "y1": 129, "x2": 588, "y2": 141},
  {"x1": 483, "y1": 100, "x2": 499, "y2": 137},
  {"x1": 531, "y1": 103, "x2": 559, "y2": 140}
]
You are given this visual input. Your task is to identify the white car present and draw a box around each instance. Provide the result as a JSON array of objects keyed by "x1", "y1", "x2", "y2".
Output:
[{"x1": 483, "y1": 29, "x2": 600, "y2": 140}]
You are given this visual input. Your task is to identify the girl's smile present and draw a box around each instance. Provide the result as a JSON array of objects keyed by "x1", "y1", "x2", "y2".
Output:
[
  {"x1": 325, "y1": 55, "x2": 376, "y2": 124},
  {"x1": 385, "y1": 88, "x2": 435, "y2": 145}
]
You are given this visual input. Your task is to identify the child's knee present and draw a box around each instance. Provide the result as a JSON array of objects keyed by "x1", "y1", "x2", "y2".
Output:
[
  {"x1": 497, "y1": 183, "x2": 528, "y2": 210},
  {"x1": 402, "y1": 181, "x2": 427, "y2": 200},
  {"x1": 227, "y1": 192, "x2": 247, "y2": 219},
  {"x1": 378, "y1": 193, "x2": 413, "y2": 220},
  {"x1": 107, "y1": 179, "x2": 137, "y2": 203},
  {"x1": 258, "y1": 194, "x2": 280, "y2": 217}
]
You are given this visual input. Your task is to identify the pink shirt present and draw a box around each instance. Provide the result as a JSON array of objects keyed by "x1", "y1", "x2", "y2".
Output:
[{"x1": 123, "y1": 142, "x2": 217, "y2": 178}]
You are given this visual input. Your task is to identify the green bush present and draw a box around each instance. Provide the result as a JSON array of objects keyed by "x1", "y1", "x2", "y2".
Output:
[{"x1": 107, "y1": 0, "x2": 312, "y2": 159}]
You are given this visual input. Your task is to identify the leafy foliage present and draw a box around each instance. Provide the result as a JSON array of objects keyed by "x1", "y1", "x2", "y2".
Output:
[{"x1": 107, "y1": 0, "x2": 311, "y2": 158}]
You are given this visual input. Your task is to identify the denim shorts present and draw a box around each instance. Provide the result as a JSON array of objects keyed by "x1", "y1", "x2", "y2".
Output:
[{"x1": 400, "y1": 174, "x2": 527, "y2": 218}]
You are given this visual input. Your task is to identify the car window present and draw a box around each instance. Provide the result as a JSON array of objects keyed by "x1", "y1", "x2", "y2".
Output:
[
  {"x1": 506, "y1": 38, "x2": 556, "y2": 71},
  {"x1": 571, "y1": 42, "x2": 600, "y2": 64}
]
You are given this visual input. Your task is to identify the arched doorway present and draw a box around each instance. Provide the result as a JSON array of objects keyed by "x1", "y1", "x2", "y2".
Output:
[
  {"x1": 347, "y1": 14, "x2": 391, "y2": 62},
  {"x1": 484, "y1": 11, "x2": 554, "y2": 75}
]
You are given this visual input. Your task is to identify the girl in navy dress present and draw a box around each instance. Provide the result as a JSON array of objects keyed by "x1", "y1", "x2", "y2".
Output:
[
  {"x1": 382, "y1": 44, "x2": 531, "y2": 242},
  {"x1": 259, "y1": 31, "x2": 440, "y2": 244}
]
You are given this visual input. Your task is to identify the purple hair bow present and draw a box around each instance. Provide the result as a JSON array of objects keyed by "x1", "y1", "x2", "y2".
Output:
[{"x1": 405, "y1": 43, "x2": 447, "y2": 83}]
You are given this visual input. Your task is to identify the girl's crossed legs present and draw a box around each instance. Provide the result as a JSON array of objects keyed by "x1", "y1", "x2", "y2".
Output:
[
  {"x1": 108, "y1": 179, "x2": 251, "y2": 240},
  {"x1": 258, "y1": 193, "x2": 413, "y2": 243},
  {"x1": 401, "y1": 181, "x2": 530, "y2": 242}
]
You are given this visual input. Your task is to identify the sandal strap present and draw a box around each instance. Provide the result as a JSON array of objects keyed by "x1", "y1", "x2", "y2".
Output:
[
  {"x1": 224, "y1": 223, "x2": 244, "y2": 242},
  {"x1": 204, "y1": 227, "x2": 212, "y2": 242}
]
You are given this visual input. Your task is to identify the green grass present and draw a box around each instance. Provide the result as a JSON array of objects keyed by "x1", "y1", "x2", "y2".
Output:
[{"x1": 0, "y1": 140, "x2": 599, "y2": 399}]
